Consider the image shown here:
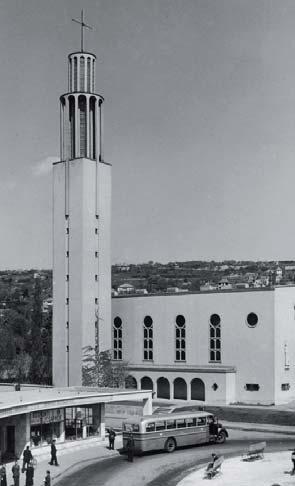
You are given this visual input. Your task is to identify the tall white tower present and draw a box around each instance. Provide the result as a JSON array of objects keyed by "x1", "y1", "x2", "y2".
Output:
[{"x1": 52, "y1": 22, "x2": 111, "y2": 386}]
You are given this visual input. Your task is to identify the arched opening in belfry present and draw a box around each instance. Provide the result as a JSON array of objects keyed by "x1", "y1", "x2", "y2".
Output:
[
  {"x1": 79, "y1": 95, "x2": 87, "y2": 158},
  {"x1": 141, "y1": 376, "x2": 154, "y2": 391},
  {"x1": 173, "y1": 378, "x2": 187, "y2": 400},
  {"x1": 90, "y1": 97, "x2": 96, "y2": 160},
  {"x1": 157, "y1": 377, "x2": 170, "y2": 399},
  {"x1": 68, "y1": 95, "x2": 76, "y2": 159},
  {"x1": 191, "y1": 378, "x2": 205, "y2": 401}
]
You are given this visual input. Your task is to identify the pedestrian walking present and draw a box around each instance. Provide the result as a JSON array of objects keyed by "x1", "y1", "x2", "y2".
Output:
[
  {"x1": 22, "y1": 446, "x2": 33, "y2": 473},
  {"x1": 108, "y1": 428, "x2": 116, "y2": 450},
  {"x1": 44, "y1": 470, "x2": 51, "y2": 486},
  {"x1": 126, "y1": 433, "x2": 135, "y2": 462},
  {"x1": 0, "y1": 464, "x2": 7, "y2": 486},
  {"x1": 12, "y1": 459, "x2": 20, "y2": 486},
  {"x1": 25, "y1": 461, "x2": 34, "y2": 486},
  {"x1": 49, "y1": 439, "x2": 59, "y2": 466},
  {"x1": 291, "y1": 449, "x2": 295, "y2": 474}
]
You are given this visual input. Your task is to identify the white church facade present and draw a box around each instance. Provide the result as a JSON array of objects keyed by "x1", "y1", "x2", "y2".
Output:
[
  {"x1": 112, "y1": 286, "x2": 295, "y2": 405},
  {"x1": 52, "y1": 34, "x2": 295, "y2": 407}
]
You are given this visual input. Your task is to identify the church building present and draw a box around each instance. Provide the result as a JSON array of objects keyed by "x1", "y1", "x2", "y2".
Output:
[{"x1": 52, "y1": 22, "x2": 295, "y2": 406}]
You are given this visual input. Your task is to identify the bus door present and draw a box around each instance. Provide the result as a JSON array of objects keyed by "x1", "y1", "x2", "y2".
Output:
[{"x1": 195, "y1": 416, "x2": 208, "y2": 443}]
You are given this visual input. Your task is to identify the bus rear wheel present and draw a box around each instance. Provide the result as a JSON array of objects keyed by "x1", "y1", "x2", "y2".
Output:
[{"x1": 165, "y1": 437, "x2": 176, "y2": 453}]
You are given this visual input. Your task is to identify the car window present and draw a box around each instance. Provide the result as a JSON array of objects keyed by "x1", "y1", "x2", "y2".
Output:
[
  {"x1": 186, "y1": 417, "x2": 196, "y2": 427},
  {"x1": 155, "y1": 420, "x2": 166, "y2": 431},
  {"x1": 176, "y1": 418, "x2": 186, "y2": 428},
  {"x1": 166, "y1": 419, "x2": 176, "y2": 430},
  {"x1": 145, "y1": 422, "x2": 155, "y2": 432},
  {"x1": 197, "y1": 417, "x2": 206, "y2": 426}
]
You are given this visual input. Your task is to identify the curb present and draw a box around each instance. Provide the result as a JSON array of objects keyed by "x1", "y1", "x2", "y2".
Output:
[{"x1": 226, "y1": 424, "x2": 295, "y2": 435}]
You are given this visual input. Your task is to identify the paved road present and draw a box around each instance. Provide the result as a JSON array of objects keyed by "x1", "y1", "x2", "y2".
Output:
[{"x1": 56, "y1": 430, "x2": 295, "y2": 486}]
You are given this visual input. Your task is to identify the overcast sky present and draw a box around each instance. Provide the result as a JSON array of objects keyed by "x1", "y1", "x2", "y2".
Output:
[{"x1": 1, "y1": 0, "x2": 295, "y2": 268}]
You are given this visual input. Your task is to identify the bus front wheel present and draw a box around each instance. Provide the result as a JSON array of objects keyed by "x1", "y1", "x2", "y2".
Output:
[
  {"x1": 165, "y1": 437, "x2": 176, "y2": 453},
  {"x1": 215, "y1": 430, "x2": 226, "y2": 444}
]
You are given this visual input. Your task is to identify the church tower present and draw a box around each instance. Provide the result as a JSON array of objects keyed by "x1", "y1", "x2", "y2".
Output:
[{"x1": 52, "y1": 16, "x2": 111, "y2": 386}]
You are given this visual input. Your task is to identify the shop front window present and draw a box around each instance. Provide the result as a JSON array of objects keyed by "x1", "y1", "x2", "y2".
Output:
[
  {"x1": 65, "y1": 407, "x2": 97, "y2": 440},
  {"x1": 30, "y1": 409, "x2": 62, "y2": 447}
]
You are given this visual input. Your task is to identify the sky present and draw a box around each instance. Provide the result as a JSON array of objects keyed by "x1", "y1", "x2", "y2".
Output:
[{"x1": 1, "y1": 0, "x2": 295, "y2": 268}]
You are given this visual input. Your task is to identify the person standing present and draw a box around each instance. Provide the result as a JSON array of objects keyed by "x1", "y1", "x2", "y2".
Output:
[
  {"x1": 49, "y1": 440, "x2": 59, "y2": 466},
  {"x1": 291, "y1": 449, "x2": 295, "y2": 474},
  {"x1": 22, "y1": 446, "x2": 33, "y2": 473},
  {"x1": 0, "y1": 464, "x2": 7, "y2": 486},
  {"x1": 25, "y1": 461, "x2": 34, "y2": 486},
  {"x1": 44, "y1": 470, "x2": 51, "y2": 486},
  {"x1": 126, "y1": 433, "x2": 135, "y2": 462},
  {"x1": 12, "y1": 459, "x2": 20, "y2": 486},
  {"x1": 108, "y1": 428, "x2": 116, "y2": 450}
]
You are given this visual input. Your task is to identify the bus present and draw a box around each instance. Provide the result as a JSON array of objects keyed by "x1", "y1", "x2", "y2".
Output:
[{"x1": 122, "y1": 411, "x2": 228, "y2": 454}]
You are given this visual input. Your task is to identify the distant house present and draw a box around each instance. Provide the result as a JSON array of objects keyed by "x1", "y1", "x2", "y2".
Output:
[
  {"x1": 166, "y1": 287, "x2": 182, "y2": 293},
  {"x1": 200, "y1": 282, "x2": 217, "y2": 292},
  {"x1": 135, "y1": 289, "x2": 148, "y2": 295},
  {"x1": 117, "y1": 283, "x2": 135, "y2": 295},
  {"x1": 217, "y1": 278, "x2": 232, "y2": 290},
  {"x1": 116, "y1": 264, "x2": 131, "y2": 272},
  {"x1": 235, "y1": 282, "x2": 249, "y2": 289}
]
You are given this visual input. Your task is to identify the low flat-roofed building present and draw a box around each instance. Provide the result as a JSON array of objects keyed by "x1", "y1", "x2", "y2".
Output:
[{"x1": 0, "y1": 384, "x2": 152, "y2": 461}]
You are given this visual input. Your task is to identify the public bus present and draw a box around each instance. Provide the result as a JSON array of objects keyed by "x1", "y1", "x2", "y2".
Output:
[{"x1": 122, "y1": 411, "x2": 228, "y2": 455}]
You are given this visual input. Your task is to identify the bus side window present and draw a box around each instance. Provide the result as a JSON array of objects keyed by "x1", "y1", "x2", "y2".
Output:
[
  {"x1": 132, "y1": 424, "x2": 139, "y2": 432},
  {"x1": 166, "y1": 420, "x2": 176, "y2": 430},
  {"x1": 197, "y1": 417, "x2": 206, "y2": 426},
  {"x1": 155, "y1": 420, "x2": 165, "y2": 431},
  {"x1": 146, "y1": 422, "x2": 155, "y2": 432},
  {"x1": 186, "y1": 417, "x2": 196, "y2": 427},
  {"x1": 176, "y1": 419, "x2": 186, "y2": 428}
]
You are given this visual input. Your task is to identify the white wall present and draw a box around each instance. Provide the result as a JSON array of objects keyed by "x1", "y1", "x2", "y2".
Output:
[
  {"x1": 53, "y1": 162, "x2": 68, "y2": 387},
  {"x1": 53, "y1": 158, "x2": 112, "y2": 387},
  {"x1": 97, "y1": 161, "x2": 112, "y2": 352},
  {"x1": 112, "y1": 288, "x2": 281, "y2": 404},
  {"x1": 274, "y1": 287, "x2": 295, "y2": 403}
]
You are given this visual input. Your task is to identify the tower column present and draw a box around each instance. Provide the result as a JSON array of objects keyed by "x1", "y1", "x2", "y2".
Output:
[
  {"x1": 53, "y1": 47, "x2": 111, "y2": 387},
  {"x1": 86, "y1": 95, "x2": 90, "y2": 158}
]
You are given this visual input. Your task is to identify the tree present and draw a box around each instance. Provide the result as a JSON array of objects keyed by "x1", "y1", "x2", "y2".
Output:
[
  {"x1": 82, "y1": 346, "x2": 129, "y2": 388},
  {"x1": 29, "y1": 278, "x2": 45, "y2": 384}
]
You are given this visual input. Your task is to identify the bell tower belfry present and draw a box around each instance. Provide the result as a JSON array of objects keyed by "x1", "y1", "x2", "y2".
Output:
[{"x1": 52, "y1": 13, "x2": 111, "y2": 386}]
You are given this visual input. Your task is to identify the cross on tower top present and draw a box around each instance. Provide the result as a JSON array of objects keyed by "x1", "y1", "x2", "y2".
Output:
[{"x1": 72, "y1": 9, "x2": 93, "y2": 52}]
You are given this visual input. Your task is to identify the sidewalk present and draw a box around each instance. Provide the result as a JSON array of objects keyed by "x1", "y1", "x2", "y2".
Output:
[
  {"x1": 5, "y1": 435, "x2": 123, "y2": 485},
  {"x1": 5, "y1": 421, "x2": 295, "y2": 485},
  {"x1": 177, "y1": 451, "x2": 294, "y2": 486}
]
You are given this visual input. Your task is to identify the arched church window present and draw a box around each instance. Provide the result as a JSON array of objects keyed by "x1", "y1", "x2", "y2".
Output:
[
  {"x1": 175, "y1": 315, "x2": 186, "y2": 361},
  {"x1": 209, "y1": 314, "x2": 221, "y2": 362},
  {"x1": 143, "y1": 316, "x2": 153, "y2": 360},
  {"x1": 113, "y1": 317, "x2": 122, "y2": 360}
]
